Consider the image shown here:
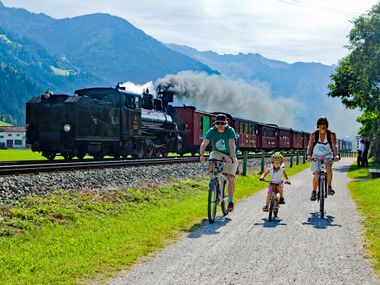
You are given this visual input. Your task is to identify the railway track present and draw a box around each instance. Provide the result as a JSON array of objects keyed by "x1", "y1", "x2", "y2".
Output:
[
  {"x1": 0, "y1": 151, "x2": 305, "y2": 176},
  {"x1": 0, "y1": 157, "x2": 200, "y2": 176}
]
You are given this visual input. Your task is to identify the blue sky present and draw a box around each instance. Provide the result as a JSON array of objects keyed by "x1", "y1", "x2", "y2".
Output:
[{"x1": 2, "y1": 0, "x2": 379, "y2": 64}]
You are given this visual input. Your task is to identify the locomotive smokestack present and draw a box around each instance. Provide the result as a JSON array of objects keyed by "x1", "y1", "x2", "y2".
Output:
[{"x1": 156, "y1": 83, "x2": 174, "y2": 108}]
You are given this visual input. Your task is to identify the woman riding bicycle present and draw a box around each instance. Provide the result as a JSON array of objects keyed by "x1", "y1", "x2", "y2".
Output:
[
  {"x1": 260, "y1": 152, "x2": 290, "y2": 212},
  {"x1": 306, "y1": 116, "x2": 340, "y2": 201}
]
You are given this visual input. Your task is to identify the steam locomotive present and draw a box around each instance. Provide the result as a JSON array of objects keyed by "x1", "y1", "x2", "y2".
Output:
[
  {"x1": 26, "y1": 84, "x2": 182, "y2": 160},
  {"x1": 26, "y1": 84, "x2": 351, "y2": 160}
]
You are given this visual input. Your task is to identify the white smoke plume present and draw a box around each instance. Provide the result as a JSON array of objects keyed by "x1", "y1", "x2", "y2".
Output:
[
  {"x1": 117, "y1": 81, "x2": 155, "y2": 95},
  {"x1": 156, "y1": 71, "x2": 303, "y2": 128}
]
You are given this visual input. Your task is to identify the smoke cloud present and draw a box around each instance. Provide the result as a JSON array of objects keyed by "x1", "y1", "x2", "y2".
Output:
[
  {"x1": 118, "y1": 81, "x2": 154, "y2": 94},
  {"x1": 156, "y1": 71, "x2": 303, "y2": 128}
]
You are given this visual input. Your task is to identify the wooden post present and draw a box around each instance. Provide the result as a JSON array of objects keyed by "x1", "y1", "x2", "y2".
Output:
[
  {"x1": 261, "y1": 151, "x2": 265, "y2": 174},
  {"x1": 290, "y1": 149, "x2": 293, "y2": 167},
  {"x1": 242, "y1": 151, "x2": 248, "y2": 176},
  {"x1": 303, "y1": 149, "x2": 306, "y2": 164}
]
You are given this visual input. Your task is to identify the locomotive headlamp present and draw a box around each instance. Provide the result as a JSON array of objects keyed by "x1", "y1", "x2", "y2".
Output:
[
  {"x1": 43, "y1": 90, "x2": 53, "y2": 99},
  {"x1": 63, "y1": 124, "x2": 71, "y2": 132}
]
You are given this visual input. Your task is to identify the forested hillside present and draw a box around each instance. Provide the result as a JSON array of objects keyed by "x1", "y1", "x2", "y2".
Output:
[{"x1": 0, "y1": 1, "x2": 216, "y2": 125}]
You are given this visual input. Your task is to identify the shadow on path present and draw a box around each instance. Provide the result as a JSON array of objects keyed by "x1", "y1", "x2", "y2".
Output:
[
  {"x1": 254, "y1": 217, "x2": 287, "y2": 228},
  {"x1": 302, "y1": 212, "x2": 341, "y2": 229},
  {"x1": 186, "y1": 216, "x2": 232, "y2": 238}
]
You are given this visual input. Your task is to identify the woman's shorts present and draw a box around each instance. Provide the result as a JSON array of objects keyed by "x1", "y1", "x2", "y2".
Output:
[
  {"x1": 209, "y1": 151, "x2": 238, "y2": 177},
  {"x1": 311, "y1": 155, "x2": 333, "y2": 173}
]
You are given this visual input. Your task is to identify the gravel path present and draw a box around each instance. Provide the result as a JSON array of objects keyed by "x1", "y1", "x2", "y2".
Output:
[{"x1": 108, "y1": 158, "x2": 378, "y2": 285}]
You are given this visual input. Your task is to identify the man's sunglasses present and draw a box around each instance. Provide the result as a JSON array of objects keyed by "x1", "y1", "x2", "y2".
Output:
[{"x1": 215, "y1": 122, "x2": 226, "y2": 125}]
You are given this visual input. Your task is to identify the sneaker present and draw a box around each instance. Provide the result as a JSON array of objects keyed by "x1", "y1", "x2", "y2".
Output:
[
  {"x1": 328, "y1": 187, "x2": 335, "y2": 195},
  {"x1": 228, "y1": 202, "x2": 234, "y2": 212},
  {"x1": 310, "y1": 191, "x2": 317, "y2": 201},
  {"x1": 279, "y1": 197, "x2": 285, "y2": 204},
  {"x1": 262, "y1": 205, "x2": 269, "y2": 212}
]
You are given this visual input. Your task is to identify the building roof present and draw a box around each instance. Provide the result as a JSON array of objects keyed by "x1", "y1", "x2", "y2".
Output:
[{"x1": 0, "y1": 126, "x2": 26, "y2": 132}]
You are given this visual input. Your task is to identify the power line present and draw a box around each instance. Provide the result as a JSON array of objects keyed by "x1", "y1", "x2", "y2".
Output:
[{"x1": 278, "y1": 0, "x2": 362, "y2": 17}]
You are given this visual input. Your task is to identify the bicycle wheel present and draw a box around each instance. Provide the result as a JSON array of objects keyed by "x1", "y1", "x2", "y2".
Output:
[
  {"x1": 274, "y1": 198, "x2": 279, "y2": 218},
  {"x1": 208, "y1": 180, "x2": 218, "y2": 223},
  {"x1": 220, "y1": 178, "x2": 229, "y2": 216},
  {"x1": 268, "y1": 193, "x2": 275, "y2": 221},
  {"x1": 319, "y1": 175, "x2": 325, "y2": 219}
]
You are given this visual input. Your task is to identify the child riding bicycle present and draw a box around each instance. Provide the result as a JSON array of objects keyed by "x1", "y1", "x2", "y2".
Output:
[{"x1": 260, "y1": 152, "x2": 290, "y2": 212}]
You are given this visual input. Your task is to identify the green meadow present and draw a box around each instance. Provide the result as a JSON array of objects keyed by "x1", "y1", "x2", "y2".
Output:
[{"x1": 348, "y1": 162, "x2": 380, "y2": 279}]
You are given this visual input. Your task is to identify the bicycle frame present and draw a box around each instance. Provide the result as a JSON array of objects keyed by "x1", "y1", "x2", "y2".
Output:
[
  {"x1": 313, "y1": 158, "x2": 331, "y2": 219},
  {"x1": 261, "y1": 179, "x2": 282, "y2": 221},
  {"x1": 207, "y1": 159, "x2": 229, "y2": 223},
  {"x1": 268, "y1": 182, "x2": 281, "y2": 221}
]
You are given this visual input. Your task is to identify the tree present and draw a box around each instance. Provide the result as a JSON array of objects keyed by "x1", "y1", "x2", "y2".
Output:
[{"x1": 328, "y1": 3, "x2": 380, "y2": 163}]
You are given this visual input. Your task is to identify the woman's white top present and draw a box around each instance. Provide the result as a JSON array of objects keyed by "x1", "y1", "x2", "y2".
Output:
[{"x1": 312, "y1": 137, "x2": 333, "y2": 157}]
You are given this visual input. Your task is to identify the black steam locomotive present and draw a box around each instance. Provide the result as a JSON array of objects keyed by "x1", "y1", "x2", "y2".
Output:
[{"x1": 26, "y1": 84, "x2": 183, "y2": 160}]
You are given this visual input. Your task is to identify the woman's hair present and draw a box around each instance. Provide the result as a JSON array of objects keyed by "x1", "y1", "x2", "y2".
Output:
[
  {"x1": 271, "y1": 151, "x2": 284, "y2": 163},
  {"x1": 317, "y1": 116, "x2": 329, "y2": 128}
]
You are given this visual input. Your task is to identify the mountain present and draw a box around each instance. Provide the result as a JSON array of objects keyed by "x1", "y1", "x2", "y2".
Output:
[
  {"x1": 0, "y1": 2, "x2": 216, "y2": 84},
  {"x1": 166, "y1": 43, "x2": 335, "y2": 98},
  {"x1": 0, "y1": 2, "x2": 217, "y2": 124}
]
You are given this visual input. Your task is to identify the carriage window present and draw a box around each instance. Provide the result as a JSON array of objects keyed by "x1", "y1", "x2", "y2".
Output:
[
  {"x1": 240, "y1": 123, "x2": 244, "y2": 134},
  {"x1": 263, "y1": 128, "x2": 276, "y2": 137}
]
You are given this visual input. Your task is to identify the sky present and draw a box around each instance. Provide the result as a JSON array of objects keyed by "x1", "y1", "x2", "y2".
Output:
[
  {"x1": 2, "y1": 0, "x2": 379, "y2": 65},
  {"x1": 2, "y1": 0, "x2": 377, "y2": 141}
]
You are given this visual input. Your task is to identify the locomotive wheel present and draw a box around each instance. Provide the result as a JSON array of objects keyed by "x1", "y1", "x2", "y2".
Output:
[
  {"x1": 132, "y1": 144, "x2": 145, "y2": 159},
  {"x1": 93, "y1": 153, "x2": 104, "y2": 160},
  {"x1": 77, "y1": 153, "x2": 85, "y2": 160},
  {"x1": 145, "y1": 146, "x2": 154, "y2": 158},
  {"x1": 43, "y1": 152, "x2": 56, "y2": 160},
  {"x1": 63, "y1": 154, "x2": 74, "y2": 161},
  {"x1": 161, "y1": 150, "x2": 169, "y2": 157}
]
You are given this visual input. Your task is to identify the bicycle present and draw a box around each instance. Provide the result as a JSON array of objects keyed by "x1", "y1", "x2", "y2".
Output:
[
  {"x1": 260, "y1": 179, "x2": 290, "y2": 221},
  {"x1": 207, "y1": 158, "x2": 229, "y2": 223},
  {"x1": 312, "y1": 157, "x2": 333, "y2": 219}
]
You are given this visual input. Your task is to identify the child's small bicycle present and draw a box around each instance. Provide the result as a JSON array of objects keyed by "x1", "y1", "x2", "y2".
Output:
[
  {"x1": 207, "y1": 158, "x2": 229, "y2": 223},
  {"x1": 261, "y1": 179, "x2": 290, "y2": 221}
]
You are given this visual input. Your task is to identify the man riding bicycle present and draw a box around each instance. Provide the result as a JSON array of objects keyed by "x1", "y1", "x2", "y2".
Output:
[
  {"x1": 200, "y1": 114, "x2": 238, "y2": 212},
  {"x1": 306, "y1": 116, "x2": 340, "y2": 201}
]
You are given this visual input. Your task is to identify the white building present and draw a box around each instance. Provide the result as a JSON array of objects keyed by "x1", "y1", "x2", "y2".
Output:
[{"x1": 0, "y1": 126, "x2": 27, "y2": 149}]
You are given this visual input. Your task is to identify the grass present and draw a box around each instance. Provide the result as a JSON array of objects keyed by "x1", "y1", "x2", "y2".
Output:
[
  {"x1": 0, "y1": 120, "x2": 12, "y2": 127},
  {"x1": 347, "y1": 162, "x2": 380, "y2": 279},
  {"x1": 0, "y1": 162, "x2": 309, "y2": 284},
  {"x1": 0, "y1": 149, "x2": 46, "y2": 161}
]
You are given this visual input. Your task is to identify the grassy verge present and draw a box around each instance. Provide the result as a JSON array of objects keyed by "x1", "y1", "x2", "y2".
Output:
[
  {"x1": 0, "y1": 163, "x2": 309, "y2": 284},
  {"x1": 0, "y1": 149, "x2": 45, "y2": 161},
  {"x1": 347, "y1": 162, "x2": 380, "y2": 278}
]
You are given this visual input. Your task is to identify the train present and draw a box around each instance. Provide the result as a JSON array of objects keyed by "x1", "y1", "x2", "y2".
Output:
[{"x1": 25, "y1": 83, "x2": 352, "y2": 160}]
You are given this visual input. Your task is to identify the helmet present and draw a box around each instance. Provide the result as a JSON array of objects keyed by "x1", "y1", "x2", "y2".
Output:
[
  {"x1": 271, "y1": 152, "x2": 284, "y2": 163},
  {"x1": 317, "y1": 116, "x2": 329, "y2": 128}
]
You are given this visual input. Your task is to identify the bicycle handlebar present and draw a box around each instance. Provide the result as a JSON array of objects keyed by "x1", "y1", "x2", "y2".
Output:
[{"x1": 260, "y1": 178, "x2": 291, "y2": 185}]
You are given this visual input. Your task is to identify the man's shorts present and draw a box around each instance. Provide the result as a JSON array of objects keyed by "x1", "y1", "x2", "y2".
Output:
[
  {"x1": 311, "y1": 155, "x2": 333, "y2": 173},
  {"x1": 209, "y1": 151, "x2": 238, "y2": 177}
]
